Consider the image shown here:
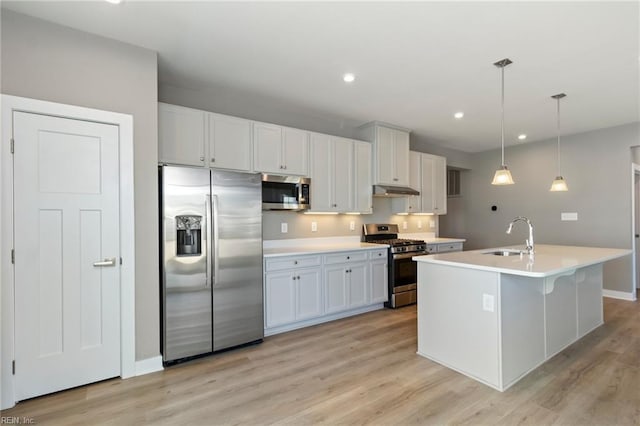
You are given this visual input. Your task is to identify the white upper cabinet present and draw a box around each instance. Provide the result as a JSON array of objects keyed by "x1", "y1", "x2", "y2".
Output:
[
  {"x1": 353, "y1": 140, "x2": 373, "y2": 214},
  {"x1": 159, "y1": 103, "x2": 206, "y2": 167},
  {"x1": 421, "y1": 153, "x2": 447, "y2": 215},
  {"x1": 358, "y1": 122, "x2": 411, "y2": 187},
  {"x1": 392, "y1": 151, "x2": 447, "y2": 215},
  {"x1": 254, "y1": 123, "x2": 309, "y2": 176},
  {"x1": 282, "y1": 127, "x2": 309, "y2": 176},
  {"x1": 392, "y1": 151, "x2": 421, "y2": 213},
  {"x1": 208, "y1": 113, "x2": 252, "y2": 172},
  {"x1": 309, "y1": 134, "x2": 353, "y2": 212},
  {"x1": 159, "y1": 103, "x2": 253, "y2": 172},
  {"x1": 309, "y1": 134, "x2": 372, "y2": 213}
]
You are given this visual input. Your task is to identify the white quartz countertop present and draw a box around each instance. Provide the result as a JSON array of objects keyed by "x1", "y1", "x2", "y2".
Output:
[
  {"x1": 423, "y1": 237, "x2": 466, "y2": 244},
  {"x1": 413, "y1": 244, "x2": 631, "y2": 277},
  {"x1": 263, "y1": 237, "x2": 387, "y2": 258}
]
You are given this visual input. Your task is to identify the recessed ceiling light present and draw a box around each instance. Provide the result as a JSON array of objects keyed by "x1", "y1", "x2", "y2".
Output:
[
  {"x1": 343, "y1": 73, "x2": 355, "y2": 83},
  {"x1": 105, "y1": 0, "x2": 122, "y2": 4},
  {"x1": 454, "y1": 112, "x2": 464, "y2": 119},
  {"x1": 518, "y1": 134, "x2": 527, "y2": 140}
]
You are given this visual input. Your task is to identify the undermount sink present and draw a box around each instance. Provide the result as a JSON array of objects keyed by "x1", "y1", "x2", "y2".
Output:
[{"x1": 483, "y1": 249, "x2": 526, "y2": 257}]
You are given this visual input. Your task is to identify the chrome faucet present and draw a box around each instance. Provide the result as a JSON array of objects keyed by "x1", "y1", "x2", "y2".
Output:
[{"x1": 506, "y1": 216, "x2": 535, "y2": 254}]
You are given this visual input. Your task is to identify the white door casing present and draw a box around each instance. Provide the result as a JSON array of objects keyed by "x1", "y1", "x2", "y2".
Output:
[
  {"x1": 13, "y1": 112, "x2": 121, "y2": 401},
  {"x1": 0, "y1": 95, "x2": 136, "y2": 409}
]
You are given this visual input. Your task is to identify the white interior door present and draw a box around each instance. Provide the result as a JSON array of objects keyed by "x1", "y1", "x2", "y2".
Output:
[
  {"x1": 13, "y1": 111, "x2": 121, "y2": 401},
  {"x1": 636, "y1": 172, "x2": 640, "y2": 289}
]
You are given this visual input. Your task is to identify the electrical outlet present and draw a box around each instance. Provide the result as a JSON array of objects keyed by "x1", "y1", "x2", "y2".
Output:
[
  {"x1": 402, "y1": 221, "x2": 408, "y2": 230},
  {"x1": 349, "y1": 221, "x2": 355, "y2": 231},
  {"x1": 417, "y1": 220, "x2": 423, "y2": 229},
  {"x1": 561, "y1": 212, "x2": 578, "y2": 221},
  {"x1": 311, "y1": 221, "x2": 318, "y2": 232},
  {"x1": 482, "y1": 294, "x2": 495, "y2": 312},
  {"x1": 429, "y1": 220, "x2": 435, "y2": 229},
  {"x1": 281, "y1": 223, "x2": 288, "y2": 233}
]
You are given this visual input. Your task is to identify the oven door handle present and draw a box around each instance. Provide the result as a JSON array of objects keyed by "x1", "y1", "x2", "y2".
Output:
[{"x1": 393, "y1": 252, "x2": 427, "y2": 260}]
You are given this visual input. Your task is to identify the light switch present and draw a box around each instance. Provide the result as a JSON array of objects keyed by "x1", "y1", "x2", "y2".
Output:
[
  {"x1": 349, "y1": 221, "x2": 355, "y2": 231},
  {"x1": 311, "y1": 221, "x2": 318, "y2": 232},
  {"x1": 402, "y1": 221, "x2": 408, "y2": 230},
  {"x1": 429, "y1": 220, "x2": 435, "y2": 229},
  {"x1": 482, "y1": 294, "x2": 495, "y2": 312},
  {"x1": 281, "y1": 223, "x2": 288, "y2": 233},
  {"x1": 417, "y1": 220, "x2": 423, "y2": 229},
  {"x1": 561, "y1": 212, "x2": 578, "y2": 221}
]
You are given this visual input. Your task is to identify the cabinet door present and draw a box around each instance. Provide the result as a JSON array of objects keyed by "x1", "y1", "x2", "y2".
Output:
[
  {"x1": 392, "y1": 150, "x2": 421, "y2": 213},
  {"x1": 420, "y1": 154, "x2": 436, "y2": 213},
  {"x1": 348, "y1": 263, "x2": 368, "y2": 309},
  {"x1": 158, "y1": 103, "x2": 206, "y2": 166},
  {"x1": 265, "y1": 272, "x2": 296, "y2": 328},
  {"x1": 282, "y1": 127, "x2": 309, "y2": 176},
  {"x1": 296, "y1": 268, "x2": 323, "y2": 321},
  {"x1": 376, "y1": 126, "x2": 396, "y2": 185},
  {"x1": 324, "y1": 266, "x2": 349, "y2": 314},
  {"x1": 432, "y1": 155, "x2": 447, "y2": 214},
  {"x1": 370, "y1": 260, "x2": 388, "y2": 304},
  {"x1": 208, "y1": 113, "x2": 252, "y2": 172},
  {"x1": 309, "y1": 133, "x2": 332, "y2": 211},
  {"x1": 332, "y1": 137, "x2": 353, "y2": 212},
  {"x1": 353, "y1": 141, "x2": 372, "y2": 213},
  {"x1": 253, "y1": 122, "x2": 283, "y2": 174},
  {"x1": 393, "y1": 129, "x2": 410, "y2": 186}
]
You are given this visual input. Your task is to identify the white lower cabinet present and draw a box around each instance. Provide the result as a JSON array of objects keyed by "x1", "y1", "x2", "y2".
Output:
[
  {"x1": 265, "y1": 267, "x2": 322, "y2": 329},
  {"x1": 264, "y1": 249, "x2": 388, "y2": 335},
  {"x1": 370, "y1": 250, "x2": 388, "y2": 304},
  {"x1": 295, "y1": 269, "x2": 323, "y2": 321}
]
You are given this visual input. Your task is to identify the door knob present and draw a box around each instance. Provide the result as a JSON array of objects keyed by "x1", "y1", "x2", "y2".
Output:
[{"x1": 93, "y1": 257, "x2": 116, "y2": 267}]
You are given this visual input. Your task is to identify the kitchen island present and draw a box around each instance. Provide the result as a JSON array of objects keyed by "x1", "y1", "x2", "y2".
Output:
[{"x1": 413, "y1": 244, "x2": 631, "y2": 391}]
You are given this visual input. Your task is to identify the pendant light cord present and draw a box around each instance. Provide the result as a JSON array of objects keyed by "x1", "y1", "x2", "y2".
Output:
[
  {"x1": 501, "y1": 65, "x2": 505, "y2": 166},
  {"x1": 556, "y1": 97, "x2": 561, "y2": 175}
]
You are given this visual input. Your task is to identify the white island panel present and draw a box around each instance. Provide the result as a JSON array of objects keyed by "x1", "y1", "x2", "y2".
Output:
[{"x1": 417, "y1": 263, "x2": 501, "y2": 388}]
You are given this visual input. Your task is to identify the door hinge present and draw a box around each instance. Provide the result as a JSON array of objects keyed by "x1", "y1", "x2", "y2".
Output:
[
  {"x1": 12, "y1": 360, "x2": 15, "y2": 375},
  {"x1": 120, "y1": 257, "x2": 123, "y2": 265},
  {"x1": 11, "y1": 249, "x2": 14, "y2": 264},
  {"x1": 10, "y1": 138, "x2": 14, "y2": 154}
]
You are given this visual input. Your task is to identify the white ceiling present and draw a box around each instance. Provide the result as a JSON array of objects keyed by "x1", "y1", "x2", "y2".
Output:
[{"x1": 3, "y1": 1, "x2": 638, "y2": 152}]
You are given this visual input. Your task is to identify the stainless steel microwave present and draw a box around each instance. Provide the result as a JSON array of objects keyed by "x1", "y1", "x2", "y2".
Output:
[{"x1": 262, "y1": 174, "x2": 311, "y2": 211}]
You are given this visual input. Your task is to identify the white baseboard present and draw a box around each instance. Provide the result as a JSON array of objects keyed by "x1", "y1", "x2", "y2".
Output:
[
  {"x1": 135, "y1": 355, "x2": 164, "y2": 376},
  {"x1": 603, "y1": 289, "x2": 636, "y2": 301}
]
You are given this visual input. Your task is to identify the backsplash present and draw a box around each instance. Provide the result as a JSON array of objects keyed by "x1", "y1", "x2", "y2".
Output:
[{"x1": 263, "y1": 198, "x2": 439, "y2": 240}]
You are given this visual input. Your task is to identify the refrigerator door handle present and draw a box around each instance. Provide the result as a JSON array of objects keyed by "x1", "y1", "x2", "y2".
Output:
[
  {"x1": 205, "y1": 194, "x2": 213, "y2": 288},
  {"x1": 212, "y1": 194, "x2": 220, "y2": 287}
]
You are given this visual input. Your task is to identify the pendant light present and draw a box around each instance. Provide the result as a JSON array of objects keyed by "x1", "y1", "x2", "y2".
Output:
[
  {"x1": 491, "y1": 58, "x2": 515, "y2": 185},
  {"x1": 549, "y1": 93, "x2": 568, "y2": 192}
]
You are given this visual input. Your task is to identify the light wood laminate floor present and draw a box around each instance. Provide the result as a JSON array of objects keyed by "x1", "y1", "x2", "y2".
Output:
[{"x1": 3, "y1": 294, "x2": 640, "y2": 425}]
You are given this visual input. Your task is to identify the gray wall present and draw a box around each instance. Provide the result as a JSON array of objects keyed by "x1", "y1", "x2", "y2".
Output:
[
  {"x1": 440, "y1": 122, "x2": 640, "y2": 293},
  {"x1": 1, "y1": 11, "x2": 160, "y2": 361}
]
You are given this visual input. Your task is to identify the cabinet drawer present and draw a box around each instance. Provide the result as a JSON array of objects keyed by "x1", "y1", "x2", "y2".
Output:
[
  {"x1": 369, "y1": 250, "x2": 387, "y2": 260},
  {"x1": 324, "y1": 251, "x2": 368, "y2": 265},
  {"x1": 265, "y1": 255, "x2": 321, "y2": 272},
  {"x1": 437, "y1": 242, "x2": 463, "y2": 253},
  {"x1": 426, "y1": 244, "x2": 438, "y2": 254}
]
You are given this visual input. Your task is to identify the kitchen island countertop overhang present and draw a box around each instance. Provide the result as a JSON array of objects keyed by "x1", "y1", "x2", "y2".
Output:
[{"x1": 413, "y1": 244, "x2": 631, "y2": 277}]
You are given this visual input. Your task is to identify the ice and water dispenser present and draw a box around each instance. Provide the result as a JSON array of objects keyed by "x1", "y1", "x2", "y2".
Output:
[{"x1": 176, "y1": 215, "x2": 202, "y2": 256}]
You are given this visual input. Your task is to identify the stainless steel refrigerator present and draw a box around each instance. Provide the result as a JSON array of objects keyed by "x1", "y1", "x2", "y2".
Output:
[{"x1": 159, "y1": 165, "x2": 263, "y2": 363}]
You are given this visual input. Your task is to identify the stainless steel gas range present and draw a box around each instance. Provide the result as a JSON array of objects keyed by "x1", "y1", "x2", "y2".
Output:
[{"x1": 363, "y1": 223, "x2": 428, "y2": 308}]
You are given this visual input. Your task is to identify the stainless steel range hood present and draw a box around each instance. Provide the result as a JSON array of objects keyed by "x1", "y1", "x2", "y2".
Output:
[{"x1": 373, "y1": 185, "x2": 420, "y2": 197}]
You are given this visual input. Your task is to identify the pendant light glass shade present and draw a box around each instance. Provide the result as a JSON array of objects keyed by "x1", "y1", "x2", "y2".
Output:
[
  {"x1": 549, "y1": 93, "x2": 568, "y2": 192},
  {"x1": 550, "y1": 176, "x2": 568, "y2": 191},
  {"x1": 492, "y1": 165, "x2": 515, "y2": 185},
  {"x1": 492, "y1": 58, "x2": 515, "y2": 186}
]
